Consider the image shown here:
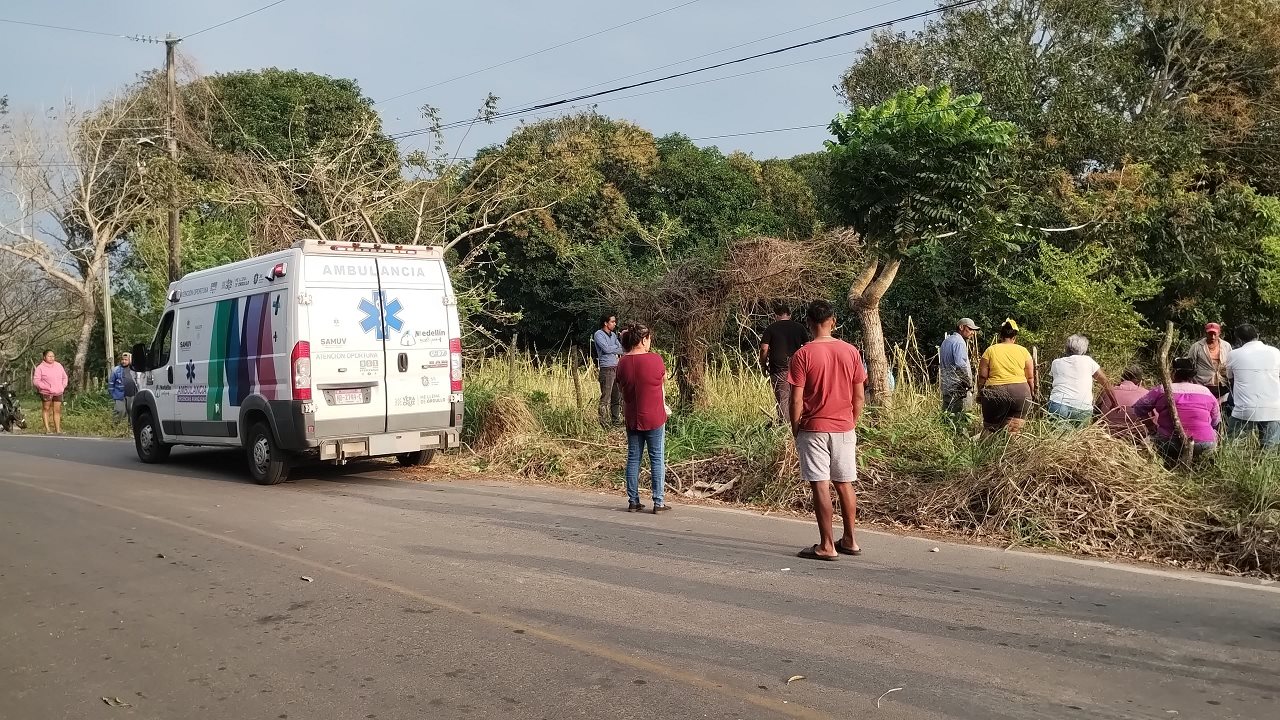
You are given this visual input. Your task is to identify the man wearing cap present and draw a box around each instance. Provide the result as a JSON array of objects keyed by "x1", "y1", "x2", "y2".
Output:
[
  {"x1": 1188, "y1": 322, "x2": 1232, "y2": 400},
  {"x1": 940, "y1": 318, "x2": 980, "y2": 424}
]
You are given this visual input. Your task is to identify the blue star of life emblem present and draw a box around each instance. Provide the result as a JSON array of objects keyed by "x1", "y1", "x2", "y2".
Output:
[
  {"x1": 358, "y1": 291, "x2": 404, "y2": 340},
  {"x1": 185, "y1": 359, "x2": 196, "y2": 383}
]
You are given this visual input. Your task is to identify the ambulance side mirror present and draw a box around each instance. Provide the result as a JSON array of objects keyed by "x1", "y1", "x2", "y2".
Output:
[{"x1": 131, "y1": 342, "x2": 150, "y2": 372}]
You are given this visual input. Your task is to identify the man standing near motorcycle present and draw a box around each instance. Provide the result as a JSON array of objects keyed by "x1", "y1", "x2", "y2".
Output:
[{"x1": 108, "y1": 352, "x2": 137, "y2": 424}]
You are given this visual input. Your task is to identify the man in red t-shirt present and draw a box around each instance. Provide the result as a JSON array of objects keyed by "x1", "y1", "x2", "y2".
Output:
[{"x1": 786, "y1": 299, "x2": 867, "y2": 561}]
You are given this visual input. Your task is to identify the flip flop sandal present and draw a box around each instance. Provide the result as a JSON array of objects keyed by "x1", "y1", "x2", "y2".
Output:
[
  {"x1": 797, "y1": 545, "x2": 838, "y2": 561},
  {"x1": 835, "y1": 542, "x2": 863, "y2": 556}
]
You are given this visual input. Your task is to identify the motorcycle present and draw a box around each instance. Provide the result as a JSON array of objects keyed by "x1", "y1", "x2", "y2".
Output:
[{"x1": 0, "y1": 381, "x2": 27, "y2": 432}]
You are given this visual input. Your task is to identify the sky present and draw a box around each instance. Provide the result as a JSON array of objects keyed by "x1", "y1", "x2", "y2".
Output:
[{"x1": 1, "y1": 0, "x2": 937, "y2": 161}]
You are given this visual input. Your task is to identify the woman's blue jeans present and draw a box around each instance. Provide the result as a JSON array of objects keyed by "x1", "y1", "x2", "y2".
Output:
[
  {"x1": 1046, "y1": 400, "x2": 1091, "y2": 426},
  {"x1": 625, "y1": 425, "x2": 666, "y2": 506}
]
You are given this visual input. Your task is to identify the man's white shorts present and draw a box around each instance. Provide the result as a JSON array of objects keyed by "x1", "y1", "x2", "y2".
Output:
[{"x1": 795, "y1": 430, "x2": 858, "y2": 483}]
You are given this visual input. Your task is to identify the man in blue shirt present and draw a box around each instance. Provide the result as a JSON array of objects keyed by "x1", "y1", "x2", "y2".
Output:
[
  {"x1": 941, "y1": 318, "x2": 979, "y2": 424},
  {"x1": 593, "y1": 313, "x2": 624, "y2": 426},
  {"x1": 108, "y1": 352, "x2": 137, "y2": 424}
]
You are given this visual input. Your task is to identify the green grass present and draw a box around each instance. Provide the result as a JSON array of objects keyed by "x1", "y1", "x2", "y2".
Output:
[
  {"x1": 1200, "y1": 441, "x2": 1280, "y2": 517},
  {"x1": 7, "y1": 390, "x2": 130, "y2": 438}
]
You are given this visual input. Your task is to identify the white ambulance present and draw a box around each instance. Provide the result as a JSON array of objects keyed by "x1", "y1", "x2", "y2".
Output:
[{"x1": 129, "y1": 239, "x2": 464, "y2": 484}]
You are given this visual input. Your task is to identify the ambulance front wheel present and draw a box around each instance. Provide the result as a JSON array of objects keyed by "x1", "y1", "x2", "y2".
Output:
[
  {"x1": 134, "y1": 410, "x2": 172, "y2": 463},
  {"x1": 247, "y1": 422, "x2": 291, "y2": 485}
]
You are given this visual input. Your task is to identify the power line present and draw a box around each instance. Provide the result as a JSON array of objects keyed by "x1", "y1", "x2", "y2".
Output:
[
  {"x1": 0, "y1": 16, "x2": 131, "y2": 39},
  {"x1": 570, "y1": 50, "x2": 856, "y2": 112},
  {"x1": 422, "y1": 48, "x2": 858, "y2": 150},
  {"x1": 375, "y1": 0, "x2": 707, "y2": 106},
  {"x1": 390, "y1": 0, "x2": 983, "y2": 141},
  {"x1": 183, "y1": 0, "x2": 291, "y2": 40},
  {"x1": 521, "y1": 0, "x2": 911, "y2": 108}
]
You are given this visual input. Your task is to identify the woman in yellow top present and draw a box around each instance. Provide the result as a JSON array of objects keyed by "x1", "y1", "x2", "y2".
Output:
[{"x1": 977, "y1": 319, "x2": 1036, "y2": 435}]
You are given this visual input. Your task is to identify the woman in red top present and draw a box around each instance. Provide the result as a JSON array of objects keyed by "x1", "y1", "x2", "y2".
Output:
[{"x1": 614, "y1": 323, "x2": 670, "y2": 513}]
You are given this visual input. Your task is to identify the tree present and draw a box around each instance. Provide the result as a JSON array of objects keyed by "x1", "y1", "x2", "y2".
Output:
[
  {"x1": 1001, "y1": 242, "x2": 1158, "y2": 371},
  {"x1": 835, "y1": 0, "x2": 1280, "y2": 346},
  {"x1": 192, "y1": 69, "x2": 396, "y2": 165},
  {"x1": 567, "y1": 133, "x2": 825, "y2": 406},
  {"x1": 827, "y1": 86, "x2": 1016, "y2": 401},
  {"x1": 582, "y1": 232, "x2": 846, "y2": 407},
  {"x1": 0, "y1": 95, "x2": 155, "y2": 388},
  {"x1": 0, "y1": 255, "x2": 75, "y2": 378},
  {"x1": 457, "y1": 113, "x2": 659, "y2": 347}
]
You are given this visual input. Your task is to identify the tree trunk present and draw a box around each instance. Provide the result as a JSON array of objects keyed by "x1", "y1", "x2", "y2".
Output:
[
  {"x1": 72, "y1": 288, "x2": 97, "y2": 391},
  {"x1": 674, "y1": 321, "x2": 709, "y2": 409},
  {"x1": 847, "y1": 257, "x2": 902, "y2": 404},
  {"x1": 1158, "y1": 320, "x2": 1194, "y2": 467}
]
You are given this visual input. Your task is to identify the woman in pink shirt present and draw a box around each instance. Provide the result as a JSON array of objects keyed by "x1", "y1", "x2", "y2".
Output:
[
  {"x1": 1096, "y1": 365, "x2": 1152, "y2": 441},
  {"x1": 32, "y1": 349, "x2": 69, "y2": 434},
  {"x1": 1130, "y1": 357, "x2": 1220, "y2": 462}
]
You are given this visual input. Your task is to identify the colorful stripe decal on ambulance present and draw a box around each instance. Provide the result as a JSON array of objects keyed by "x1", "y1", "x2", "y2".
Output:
[
  {"x1": 255, "y1": 293, "x2": 278, "y2": 399},
  {"x1": 207, "y1": 299, "x2": 231, "y2": 421},
  {"x1": 203, "y1": 291, "x2": 281, "y2": 421}
]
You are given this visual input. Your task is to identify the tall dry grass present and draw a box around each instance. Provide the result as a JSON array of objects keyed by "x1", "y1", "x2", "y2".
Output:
[{"x1": 452, "y1": 353, "x2": 1279, "y2": 577}]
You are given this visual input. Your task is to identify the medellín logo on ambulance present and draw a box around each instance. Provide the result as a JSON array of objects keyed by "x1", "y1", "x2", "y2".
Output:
[{"x1": 357, "y1": 291, "x2": 404, "y2": 340}]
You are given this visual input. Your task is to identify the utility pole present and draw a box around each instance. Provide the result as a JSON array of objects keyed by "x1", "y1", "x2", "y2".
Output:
[
  {"x1": 165, "y1": 34, "x2": 181, "y2": 283},
  {"x1": 102, "y1": 260, "x2": 114, "y2": 378}
]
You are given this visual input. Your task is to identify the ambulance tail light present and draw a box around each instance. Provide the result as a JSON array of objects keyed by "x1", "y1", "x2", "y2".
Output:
[
  {"x1": 449, "y1": 338, "x2": 463, "y2": 392},
  {"x1": 291, "y1": 341, "x2": 312, "y2": 401}
]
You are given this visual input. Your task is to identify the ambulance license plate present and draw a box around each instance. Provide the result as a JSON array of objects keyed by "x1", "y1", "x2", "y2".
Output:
[{"x1": 333, "y1": 389, "x2": 364, "y2": 405}]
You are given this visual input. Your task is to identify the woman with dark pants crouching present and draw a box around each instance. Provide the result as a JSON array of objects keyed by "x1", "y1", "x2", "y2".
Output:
[
  {"x1": 615, "y1": 324, "x2": 671, "y2": 513},
  {"x1": 976, "y1": 320, "x2": 1036, "y2": 435}
]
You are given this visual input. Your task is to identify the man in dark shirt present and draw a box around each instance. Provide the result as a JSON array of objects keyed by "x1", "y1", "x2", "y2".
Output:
[{"x1": 760, "y1": 301, "x2": 810, "y2": 424}]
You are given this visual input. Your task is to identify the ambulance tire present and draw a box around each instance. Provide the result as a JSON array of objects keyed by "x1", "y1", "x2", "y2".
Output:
[
  {"x1": 396, "y1": 449, "x2": 435, "y2": 467},
  {"x1": 247, "y1": 422, "x2": 291, "y2": 485},
  {"x1": 134, "y1": 410, "x2": 172, "y2": 463}
]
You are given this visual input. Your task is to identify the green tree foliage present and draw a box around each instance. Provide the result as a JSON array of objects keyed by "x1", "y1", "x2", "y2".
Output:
[
  {"x1": 191, "y1": 68, "x2": 396, "y2": 171},
  {"x1": 1001, "y1": 243, "x2": 1159, "y2": 372},
  {"x1": 826, "y1": 86, "x2": 1016, "y2": 399},
  {"x1": 836, "y1": 0, "x2": 1280, "y2": 350},
  {"x1": 469, "y1": 115, "x2": 820, "y2": 367},
  {"x1": 115, "y1": 70, "x2": 401, "y2": 316},
  {"x1": 460, "y1": 113, "x2": 661, "y2": 347}
]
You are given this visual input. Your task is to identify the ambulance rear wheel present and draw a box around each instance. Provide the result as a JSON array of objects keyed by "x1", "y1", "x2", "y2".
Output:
[
  {"x1": 396, "y1": 449, "x2": 435, "y2": 467},
  {"x1": 247, "y1": 422, "x2": 291, "y2": 485}
]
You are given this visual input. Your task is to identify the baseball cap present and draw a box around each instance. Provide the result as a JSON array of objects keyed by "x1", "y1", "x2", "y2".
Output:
[
  {"x1": 1205, "y1": 322, "x2": 1222, "y2": 334},
  {"x1": 958, "y1": 318, "x2": 980, "y2": 330}
]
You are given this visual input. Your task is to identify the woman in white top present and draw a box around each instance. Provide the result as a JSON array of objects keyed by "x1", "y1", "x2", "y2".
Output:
[{"x1": 1046, "y1": 335, "x2": 1118, "y2": 425}]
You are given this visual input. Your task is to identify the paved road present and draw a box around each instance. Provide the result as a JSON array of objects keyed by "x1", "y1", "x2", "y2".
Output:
[{"x1": 0, "y1": 436, "x2": 1276, "y2": 720}]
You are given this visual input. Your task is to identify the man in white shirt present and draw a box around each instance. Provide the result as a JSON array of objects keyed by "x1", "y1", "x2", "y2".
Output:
[{"x1": 1225, "y1": 324, "x2": 1280, "y2": 449}]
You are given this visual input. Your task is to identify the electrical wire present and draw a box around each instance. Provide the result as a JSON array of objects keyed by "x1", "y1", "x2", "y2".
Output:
[
  {"x1": 183, "y1": 0, "x2": 291, "y2": 40},
  {"x1": 418, "y1": 49, "x2": 858, "y2": 152},
  {"x1": 0, "y1": 16, "x2": 130, "y2": 39},
  {"x1": 375, "y1": 0, "x2": 707, "y2": 106},
  {"x1": 390, "y1": 0, "x2": 983, "y2": 141},
  {"x1": 520, "y1": 0, "x2": 911, "y2": 108}
]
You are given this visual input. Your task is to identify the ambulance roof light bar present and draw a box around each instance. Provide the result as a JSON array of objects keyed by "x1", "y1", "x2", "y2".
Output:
[{"x1": 293, "y1": 238, "x2": 445, "y2": 257}]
